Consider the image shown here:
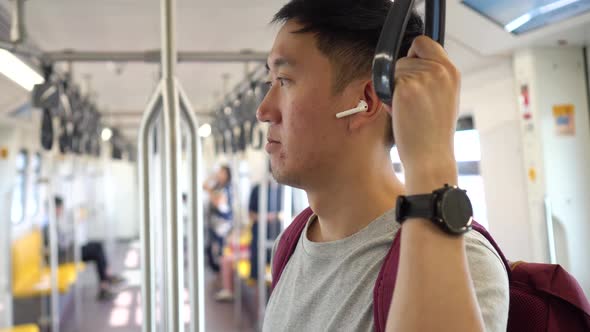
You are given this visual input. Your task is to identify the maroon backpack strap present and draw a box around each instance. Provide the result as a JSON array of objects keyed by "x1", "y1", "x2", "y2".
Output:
[
  {"x1": 373, "y1": 221, "x2": 509, "y2": 332},
  {"x1": 270, "y1": 207, "x2": 314, "y2": 291},
  {"x1": 373, "y1": 229, "x2": 402, "y2": 332}
]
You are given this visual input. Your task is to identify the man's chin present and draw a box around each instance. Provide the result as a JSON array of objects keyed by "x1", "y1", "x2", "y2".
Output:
[{"x1": 271, "y1": 167, "x2": 304, "y2": 189}]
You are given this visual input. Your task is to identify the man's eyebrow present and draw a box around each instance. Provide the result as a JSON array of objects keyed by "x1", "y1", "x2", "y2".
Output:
[{"x1": 265, "y1": 57, "x2": 293, "y2": 72}]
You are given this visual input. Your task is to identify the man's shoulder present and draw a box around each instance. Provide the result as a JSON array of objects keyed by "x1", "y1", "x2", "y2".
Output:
[
  {"x1": 464, "y1": 228, "x2": 510, "y2": 332},
  {"x1": 464, "y1": 229, "x2": 507, "y2": 273}
]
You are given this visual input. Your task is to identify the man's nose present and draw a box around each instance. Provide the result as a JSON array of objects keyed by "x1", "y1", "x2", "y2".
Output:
[{"x1": 256, "y1": 86, "x2": 280, "y2": 124}]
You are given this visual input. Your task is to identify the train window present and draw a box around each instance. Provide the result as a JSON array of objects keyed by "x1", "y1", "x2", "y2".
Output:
[
  {"x1": 26, "y1": 153, "x2": 42, "y2": 218},
  {"x1": 454, "y1": 129, "x2": 488, "y2": 228},
  {"x1": 390, "y1": 128, "x2": 488, "y2": 228},
  {"x1": 11, "y1": 150, "x2": 28, "y2": 224},
  {"x1": 462, "y1": 0, "x2": 590, "y2": 35}
]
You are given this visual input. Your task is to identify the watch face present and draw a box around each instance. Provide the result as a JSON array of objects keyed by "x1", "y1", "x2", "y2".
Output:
[{"x1": 440, "y1": 188, "x2": 473, "y2": 233}]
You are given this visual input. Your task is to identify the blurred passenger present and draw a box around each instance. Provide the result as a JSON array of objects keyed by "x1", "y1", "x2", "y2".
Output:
[
  {"x1": 214, "y1": 181, "x2": 283, "y2": 301},
  {"x1": 43, "y1": 196, "x2": 123, "y2": 301},
  {"x1": 203, "y1": 165, "x2": 233, "y2": 272},
  {"x1": 248, "y1": 181, "x2": 283, "y2": 281},
  {"x1": 214, "y1": 229, "x2": 250, "y2": 302}
]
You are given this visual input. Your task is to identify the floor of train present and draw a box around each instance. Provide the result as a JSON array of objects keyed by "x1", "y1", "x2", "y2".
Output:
[{"x1": 60, "y1": 241, "x2": 256, "y2": 332}]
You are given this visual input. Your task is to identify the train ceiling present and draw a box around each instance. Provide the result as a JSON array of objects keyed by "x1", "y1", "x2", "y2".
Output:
[{"x1": 0, "y1": 0, "x2": 589, "y2": 142}]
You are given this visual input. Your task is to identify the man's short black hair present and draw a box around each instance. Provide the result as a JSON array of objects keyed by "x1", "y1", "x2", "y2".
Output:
[
  {"x1": 272, "y1": 0, "x2": 424, "y2": 93},
  {"x1": 273, "y1": 0, "x2": 424, "y2": 147}
]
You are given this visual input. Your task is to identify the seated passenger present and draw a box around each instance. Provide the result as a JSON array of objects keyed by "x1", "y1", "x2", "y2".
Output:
[
  {"x1": 214, "y1": 229, "x2": 250, "y2": 302},
  {"x1": 43, "y1": 196, "x2": 123, "y2": 301},
  {"x1": 258, "y1": 1, "x2": 508, "y2": 331},
  {"x1": 203, "y1": 165, "x2": 233, "y2": 273}
]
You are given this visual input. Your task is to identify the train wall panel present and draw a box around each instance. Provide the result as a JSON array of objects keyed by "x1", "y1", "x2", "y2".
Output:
[{"x1": 460, "y1": 60, "x2": 534, "y2": 262}]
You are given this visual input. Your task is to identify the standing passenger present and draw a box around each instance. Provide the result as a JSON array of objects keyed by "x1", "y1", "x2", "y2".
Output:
[
  {"x1": 203, "y1": 165, "x2": 233, "y2": 272},
  {"x1": 248, "y1": 180, "x2": 283, "y2": 281},
  {"x1": 259, "y1": 1, "x2": 509, "y2": 331}
]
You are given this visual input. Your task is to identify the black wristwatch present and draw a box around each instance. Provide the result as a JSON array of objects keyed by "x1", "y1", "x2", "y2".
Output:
[{"x1": 395, "y1": 184, "x2": 473, "y2": 235}]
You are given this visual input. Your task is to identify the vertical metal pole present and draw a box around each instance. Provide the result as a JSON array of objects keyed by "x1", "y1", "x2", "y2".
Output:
[
  {"x1": 231, "y1": 155, "x2": 242, "y2": 327},
  {"x1": 257, "y1": 164, "x2": 269, "y2": 329},
  {"x1": 1, "y1": 190, "x2": 14, "y2": 329},
  {"x1": 47, "y1": 180, "x2": 60, "y2": 332},
  {"x1": 160, "y1": 0, "x2": 183, "y2": 329},
  {"x1": 139, "y1": 83, "x2": 163, "y2": 332},
  {"x1": 544, "y1": 196, "x2": 557, "y2": 264},
  {"x1": 9, "y1": 0, "x2": 25, "y2": 44},
  {"x1": 73, "y1": 170, "x2": 82, "y2": 330},
  {"x1": 139, "y1": 125, "x2": 153, "y2": 332},
  {"x1": 101, "y1": 143, "x2": 115, "y2": 272},
  {"x1": 178, "y1": 81, "x2": 205, "y2": 332},
  {"x1": 39, "y1": 156, "x2": 50, "y2": 329},
  {"x1": 158, "y1": 113, "x2": 169, "y2": 332}
]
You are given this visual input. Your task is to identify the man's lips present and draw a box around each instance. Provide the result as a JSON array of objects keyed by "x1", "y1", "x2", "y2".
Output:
[{"x1": 266, "y1": 138, "x2": 281, "y2": 153}]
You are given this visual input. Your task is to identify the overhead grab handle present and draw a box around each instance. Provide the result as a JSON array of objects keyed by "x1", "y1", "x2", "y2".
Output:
[{"x1": 372, "y1": 0, "x2": 446, "y2": 105}]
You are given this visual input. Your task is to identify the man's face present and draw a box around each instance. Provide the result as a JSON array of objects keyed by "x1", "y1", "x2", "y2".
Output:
[{"x1": 257, "y1": 20, "x2": 355, "y2": 189}]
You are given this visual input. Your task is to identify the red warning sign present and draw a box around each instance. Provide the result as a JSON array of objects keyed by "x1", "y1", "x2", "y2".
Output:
[{"x1": 520, "y1": 85, "x2": 532, "y2": 121}]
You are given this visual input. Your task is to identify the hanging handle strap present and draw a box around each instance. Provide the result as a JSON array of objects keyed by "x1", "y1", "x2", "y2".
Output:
[{"x1": 373, "y1": 0, "x2": 446, "y2": 105}]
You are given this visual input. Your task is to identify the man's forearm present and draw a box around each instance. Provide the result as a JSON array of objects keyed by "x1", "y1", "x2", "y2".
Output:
[
  {"x1": 386, "y1": 165, "x2": 484, "y2": 332},
  {"x1": 386, "y1": 219, "x2": 484, "y2": 332}
]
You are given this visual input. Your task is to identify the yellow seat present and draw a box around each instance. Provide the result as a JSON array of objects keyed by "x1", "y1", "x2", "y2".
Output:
[
  {"x1": 43, "y1": 262, "x2": 85, "y2": 287},
  {"x1": 12, "y1": 231, "x2": 43, "y2": 292},
  {"x1": 0, "y1": 324, "x2": 40, "y2": 332},
  {"x1": 265, "y1": 265, "x2": 272, "y2": 285},
  {"x1": 11, "y1": 229, "x2": 83, "y2": 298},
  {"x1": 237, "y1": 259, "x2": 251, "y2": 280},
  {"x1": 236, "y1": 259, "x2": 272, "y2": 286}
]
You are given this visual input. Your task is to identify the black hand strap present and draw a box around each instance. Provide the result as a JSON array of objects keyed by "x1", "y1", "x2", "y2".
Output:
[
  {"x1": 396, "y1": 194, "x2": 435, "y2": 222},
  {"x1": 373, "y1": 0, "x2": 446, "y2": 105}
]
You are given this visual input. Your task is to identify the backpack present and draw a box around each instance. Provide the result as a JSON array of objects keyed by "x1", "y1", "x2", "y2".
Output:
[{"x1": 271, "y1": 207, "x2": 590, "y2": 332}]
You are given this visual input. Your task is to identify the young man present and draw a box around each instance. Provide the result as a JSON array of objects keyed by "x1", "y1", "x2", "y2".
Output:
[{"x1": 257, "y1": 1, "x2": 509, "y2": 331}]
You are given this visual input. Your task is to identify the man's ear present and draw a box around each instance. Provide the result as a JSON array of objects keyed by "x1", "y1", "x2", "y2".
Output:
[{"x1": 348, "y1": 80, "x2": 385, "y2": 131}]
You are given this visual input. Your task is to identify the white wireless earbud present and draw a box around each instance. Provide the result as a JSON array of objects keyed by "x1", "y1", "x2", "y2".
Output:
[{"x1": 336, "y1": 100, "x2": 369, "y2": 119}]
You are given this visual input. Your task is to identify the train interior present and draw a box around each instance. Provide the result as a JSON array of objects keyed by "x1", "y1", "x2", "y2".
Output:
[{"x1": 0, "y1": 0, "x2": 590, "y2": 331}]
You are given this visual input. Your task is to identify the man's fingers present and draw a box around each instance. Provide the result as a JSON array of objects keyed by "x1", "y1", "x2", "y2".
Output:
[
  {"x1": 395, "y1": 56, "x2": 456, "y2": 86},
  {"x1": 395, "y1": 57, "x2": 441, "y2": 74},
  {"x1": 407, "y1": 36, "x2": 450, "y2": 65}
]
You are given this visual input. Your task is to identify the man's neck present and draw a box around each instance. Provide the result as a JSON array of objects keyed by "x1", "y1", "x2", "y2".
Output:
[{"x1": 306, "y1": 162, "x2": 404, "y2": 243}]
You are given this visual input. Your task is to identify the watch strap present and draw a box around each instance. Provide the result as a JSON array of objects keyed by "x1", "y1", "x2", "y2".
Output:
[{"x1": 396, "y1": 194, "x2": 435, "y2": 222}]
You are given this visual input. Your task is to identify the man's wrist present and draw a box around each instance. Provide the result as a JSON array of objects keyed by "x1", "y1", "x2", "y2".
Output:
[{"x1": 404, "y1": 161, "x2": 458, "y2": 195}]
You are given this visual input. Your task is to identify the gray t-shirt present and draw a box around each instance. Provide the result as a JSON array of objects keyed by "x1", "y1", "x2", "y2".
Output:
[{"x1": 263, "y1": 207, "x2": 509, "y2": 332}]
